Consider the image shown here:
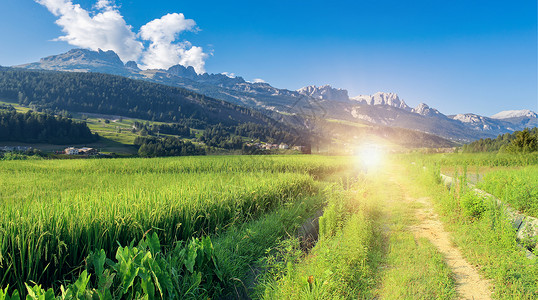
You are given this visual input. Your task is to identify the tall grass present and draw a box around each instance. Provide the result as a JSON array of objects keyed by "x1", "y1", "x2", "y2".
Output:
[
  {"x1": 405, "y1": 158, "x2": 538, "y2": 298},
  {"x1": 259, "y1": 180, "x2": 382, "y2": 299},
  {"x1": 477, "y1": 165, "x2": 538, "y2": 217},
  {"x1": 406, "y1": 152, "x2": 538, "y2": 167},
  {"x1": 0, "y1": 155, "x2": 350, "y2": 292}
]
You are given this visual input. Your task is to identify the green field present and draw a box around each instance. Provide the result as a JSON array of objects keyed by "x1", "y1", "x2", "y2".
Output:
[
  {"x1": 477, "y1": 166, "x2": 538, "y2": 217},
  {"x1": 0, "y1": 153, "x2": 537, "y2": 299}
]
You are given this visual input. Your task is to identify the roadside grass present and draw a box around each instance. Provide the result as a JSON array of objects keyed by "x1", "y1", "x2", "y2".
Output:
[
  {"x1": 259, "y1": 167, "x2": 457, "y2": 299},
  {"x1": 405, "y1": 160, "x2": 538, "y2": 299},
  {"x1": 375, "y1": 168, "x2": 456, "y2": 299},
  {"x1": 378, "y1": 234, "x2": 456, "y2": 299},
  {"x1": 258, "y1": 181, "x2": 381, "y2": 299},
  {"x1": 411, "y1": 152, "x2": 538, "y2": 167},
  {"x1": 213, "y1": 195, "x2": 325, "y2": 298},
  {"x1": 477, "y1": 165, "x2": 538, "y2": 217}
]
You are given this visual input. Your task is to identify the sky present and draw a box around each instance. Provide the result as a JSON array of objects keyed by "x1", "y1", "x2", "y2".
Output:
[{"x1": 0, "y1": 0, "x2": 536, "y2": 116}]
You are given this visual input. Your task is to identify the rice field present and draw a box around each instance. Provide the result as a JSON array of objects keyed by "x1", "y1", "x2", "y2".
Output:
[{"x1": 0, "y1": 155, "x2": 350, "y2": 293}]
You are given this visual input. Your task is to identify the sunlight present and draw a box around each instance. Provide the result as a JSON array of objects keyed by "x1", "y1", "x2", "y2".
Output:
[{"x1": 355, "y1": 143, "x2": 386, "y2": 173}]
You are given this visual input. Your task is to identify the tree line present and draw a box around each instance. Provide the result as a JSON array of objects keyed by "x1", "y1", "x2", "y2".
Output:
[
  {"x1": 462, "y1": 128, "x2": 538, "y2": 153},
  {"x1": 135, "y1": 136, "x2": 205, "y2": 157},
  {"x1": 201, "y1": 123, "x2": 307, "y2": 150},
  {"x1": 0, "y1": 110, "x2": 98, "y2": 144},
  {"x1": 133, "y1": 121, "x2": 193, "y2": 138}
]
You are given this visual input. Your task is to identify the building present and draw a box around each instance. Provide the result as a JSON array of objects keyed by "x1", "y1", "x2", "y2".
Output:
[
  {"x1": 79, "y1": 147, "x2": 98, "y2": 155},
  {"x1": 64, "y1": 147, "x2": 98, "y2": 155},
  {"x1": 64, "y1": 147, "x2": 79, "y2": 155}
]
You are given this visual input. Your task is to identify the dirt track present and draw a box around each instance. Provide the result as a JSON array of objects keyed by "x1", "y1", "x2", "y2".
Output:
[{"x1": 408, "y1": 196, "x2": 492, "y2": 300}]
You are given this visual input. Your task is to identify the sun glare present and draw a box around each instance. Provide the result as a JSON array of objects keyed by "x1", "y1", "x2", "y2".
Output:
[{"x1": 355, "y1": 143, "x2": 385, "y2": 173}]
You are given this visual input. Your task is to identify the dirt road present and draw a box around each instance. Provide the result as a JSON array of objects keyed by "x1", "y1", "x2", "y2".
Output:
[{"x1": 408, "y1": 196, "x2": 492, "y2": 299}]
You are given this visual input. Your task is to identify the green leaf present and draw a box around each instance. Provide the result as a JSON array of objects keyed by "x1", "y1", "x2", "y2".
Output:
[
  {"x1": 140, "y1": 275, "x2": 155, "y2": 300},
  {"x1": 184, "y1": 243, "x2": 197, "y2": 273},
  {"x1": 10, "y1": 290, "x2": 20, "y2": 300},
  {"x1": 24, "y1": 283, "x2": 37, "y2": 300},
  {"x1": 92, "y1": 249, "x2": 106, "y2": 276},
  {"x1": 97, "y1": 269, "x2": 115, "y2": 293},
  {"x1": 147, "y1": 232, "x2": 161, "y2": 255},
  {"x1": 120, "y1": 265, "x2": 139, "y2": 295},
  {"x1": 43, "y1": 289, "x2": 55, "y2": 300},
  {"x1": 73, "y1": 270, "x2": 91, "y2": 296}
]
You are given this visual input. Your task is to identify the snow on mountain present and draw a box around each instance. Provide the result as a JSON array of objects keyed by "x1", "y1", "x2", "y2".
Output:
[
  {"x1": 450, "y1": 113, "x2": 510, "y2": 132},
  {"x1": 351, "y1": 92, "x2": 411, "y2": 111},
  {"x1": 412, "y1": 103, "x2": 442, "y2": 117},
  {"x1": 297, "y1": 85, "x2": 349, "y2": 102},
  {"x1": 491, "y1": 109, "x2": 538, "y2": 119}
]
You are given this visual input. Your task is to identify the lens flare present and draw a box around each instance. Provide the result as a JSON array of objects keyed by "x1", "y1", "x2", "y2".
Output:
[{"x1": 355, "y1": 143, "x2": 385, "y2": 173}]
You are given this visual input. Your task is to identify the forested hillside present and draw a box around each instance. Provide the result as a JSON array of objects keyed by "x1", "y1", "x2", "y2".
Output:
[
  {"x1": 0, "y1": 68, "x2": 273, "y2": 128},
  {"x1": 0, "y1": 110, "x2": 98, "y2": 144}
]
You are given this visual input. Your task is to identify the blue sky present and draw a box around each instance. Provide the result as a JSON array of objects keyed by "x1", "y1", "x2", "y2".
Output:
[{"x1": 0, "y1": 0, "x2": 536, "y2": 116}]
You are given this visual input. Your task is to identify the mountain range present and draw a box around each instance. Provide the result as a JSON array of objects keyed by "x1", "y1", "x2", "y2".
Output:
[{"x1": 14, "y1": 48, "x2": 538, "y2": 142}]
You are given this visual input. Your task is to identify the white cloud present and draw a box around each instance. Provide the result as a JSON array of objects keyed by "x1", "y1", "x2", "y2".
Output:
[
  {"x1": 221, "y1": 72, "x2": 236, "y2": 78},
  {"x1": 94, "y1": 0, "x2": 113, "y2": 10},
  {"x1": 139, "y1": 13, "x2": 207, "y2": 73},
  {"x1": 36, "y1": 0, "x2": 208, "y2": 72},
  {"x1": 253, "y1": 78, "x2": 266, "y2": 83},
  {"x1": 36, "y1": 0, "x2": 143, "y2": 62}
]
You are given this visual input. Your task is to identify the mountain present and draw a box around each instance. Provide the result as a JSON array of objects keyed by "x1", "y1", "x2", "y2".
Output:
[
  {"x1": 17, "y1": 49, "x2": 130, "y2": 75},
  {"x1": 15, "y1": 49, "x2": 307, "y2": 114},
  {"x1": 13, "y1": 49, "x2": 537, "y2": 142},
  {"x1": 491, "y1": 109, "x2": 538, "y2": 119},
  {"x1": 351, "y1": 92, "x2": 411, "y2": 111},
  {"x1": 411, "y1": 103, "x2": 442, "y2": 117},
  {"x1": 448, "y1": 113, "x2": 515, "y2": 136},
  {"x1": 0, "y1": 68, "x2": 279, "y2": 129},
  {"x1": 349, "y1": 103, "x2": 480, "y2": 141},
  {"x1": 297, "y1": 85, "x2": 349, "y2": 102}
]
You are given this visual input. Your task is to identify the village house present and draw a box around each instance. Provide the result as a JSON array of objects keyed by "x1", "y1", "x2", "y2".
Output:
[{"x1": 64, "y1": 147, "x2": 98, "y2": 155}]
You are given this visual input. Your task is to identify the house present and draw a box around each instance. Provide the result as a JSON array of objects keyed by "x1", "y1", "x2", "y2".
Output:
[
  {"x1": 64, "y1": 147, "x2": 99, "y2": 155},
  {"x1": 64, "y1": 147, "x2": 79, "y2": 155},
  {"x1": 279, "y1": 143, "x2": 289, "y2": 149},
  {"x1": 79, "y1": 147, "x2": 98, "y2": 155}
]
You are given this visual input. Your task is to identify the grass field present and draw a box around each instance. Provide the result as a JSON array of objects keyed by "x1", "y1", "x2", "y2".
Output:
[
  {"x1": 0, "y1": 153, "x2": 537, "y2": 299},
  {"x1": 0, "y1": 155, "x2": 348, "y2": 295},
  {"x1": 477, "y1": 166, "x2": 538, "y2": 217}
]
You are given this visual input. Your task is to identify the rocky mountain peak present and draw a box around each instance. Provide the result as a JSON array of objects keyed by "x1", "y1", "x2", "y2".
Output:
[
  {"x1": 125, "y1": 61, "x2": 140, "y2": 70},
  {"x1": 296, "y1": 85, "x2": 349, "y2": 101},
  {"x1": 167, "y1": 64, "x2": 198, "y2": 80},
  {"x1": 412, "y1": 102, "x2": 441, "y2": 117},
  {"x1": 40, "y1": 48, "x2": 124, "y2": 67},
  {"x1": 351, "y1": 92, "x2": 411, "y2": 111}
]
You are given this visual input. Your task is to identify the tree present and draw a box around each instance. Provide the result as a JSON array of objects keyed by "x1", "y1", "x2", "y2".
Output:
[{"x1": 508, "y1": 128, "x2": 537, "y2": 152}]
